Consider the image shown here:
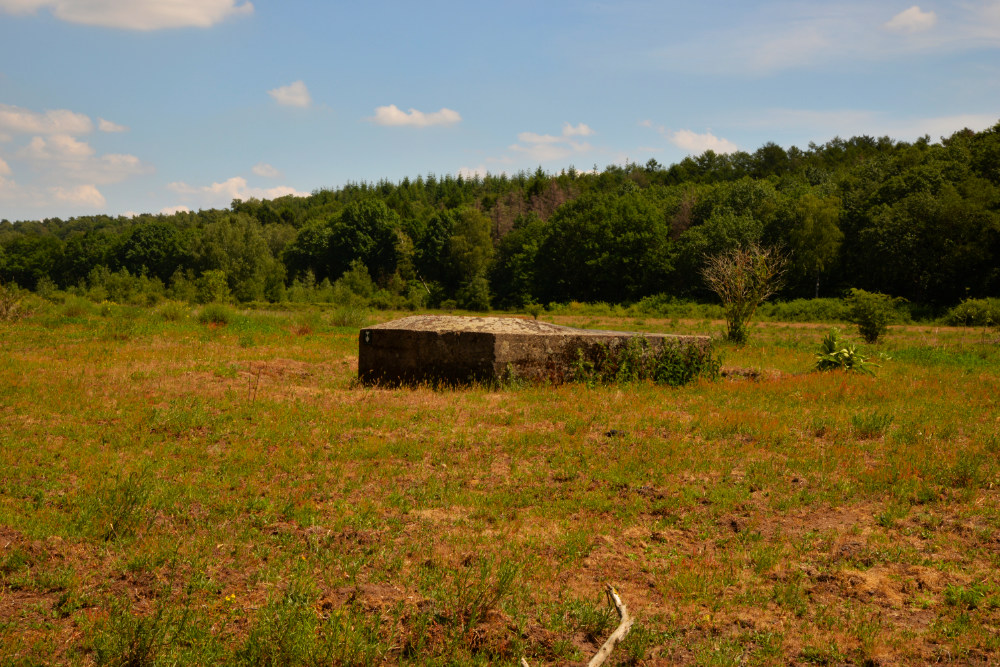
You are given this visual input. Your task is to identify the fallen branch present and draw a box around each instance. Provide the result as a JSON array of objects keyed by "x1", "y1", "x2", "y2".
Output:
[
  {"x1": 521, "y1": 584, "x2": 633, "y2": 667},
  {"x1": 587, "y1": 585, "x2": 634, "y2": 667}
]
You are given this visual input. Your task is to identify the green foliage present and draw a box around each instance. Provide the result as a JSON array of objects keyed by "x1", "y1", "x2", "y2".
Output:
[
  {"x1": 534, "y1": 190, "x2": 672, "y2": 303},
  {"x1": 79, "y1": 471, "x2": 153, "y2": 542},
  {"x1": 845, "y1": 288, "x2": 903, "y2": 343},
  {"x1": 118, "y1": 221, "x2": 188, "y2": 283},
  {"x1": 89, "y1": 593, "x2": 192, "y2": 667},
  {"x1": 335, "y1": 259, "x2": 376, "y2": 299},
  {"x1": 329, "y1": 198, "x2": 401, "y2": 280},
  {"x1": 571, "y1": 336, "x2": 721, "y2": 387},
  {"x1": 157, "y1": 300, "x2": 189, "y2": 322},
  {"x1": 197, "y1": 303, "x2": 234, "y2": 326},
  {"x1": 946, "y1": 298, "x2": 1000, "y2": 327},
  {"x1": 196, "y1": 270, "x2": 230, "y2": 304},
  {"x1": 456, "y1": 274, "x2": 491, "y2": 311},
  {"x1": 330, "y1": 305, "x2": 369, "y2": 328},
  {"x1": 757, "y1": 298, "x2": 850, "y2": 322},
  {"x1": 0, "y1": 281, "x2": 30, "y2": 322},
  {"x1": 814, "y1": 328, "x2": 878, "y2": 375},
  {"x1": 788, "y1": 193, "x2": 843, "y2": 296},
  {"x1": 524, "y1": 302, "x2": 543, "y2": 319},
  {"x1": 85, "y1": 266, "x2": 165, "y2": 305},
  {"x1": 3, "y1": 123, "x2": 1000, "y2": 313},
  {"x1": 851, "y1": 411, "x2": 894, "y2": 438}
]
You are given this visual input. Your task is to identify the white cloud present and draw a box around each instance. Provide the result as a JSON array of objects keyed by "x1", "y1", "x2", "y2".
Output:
[
  {"x1": 0, "y1": 103, "x2": 92, "y2": 135},
  {"x1": 159, "y1": 205, "x2": 190, "y2": 215},
  {"x1": 669, "y1": 130, "x2": 738, "y2": 154},
  {"x1": 50, "y1": 184, "x2": 105, "y2": 208},
  {"x1": 743, "y1": 108, "x2": 998, "y2": 142},
  {"x1": 268, "y1": 80, "x2": 311, "y2": 108},
  {"x1": 516, "y1": 131, "x2": 561, "y2": 144},
  {"x1": 98, "y1": 118, "x2": 128, "y2": 132},
  {"x1": 0, "y1": 0, "x2": 253, "y2": 30},
  {"x1": 168, "y1": 176, "x2": 308, "y2": 208},
  {"x1": 252, "y1": 162, "x2": 280, "y2": 178},
  {"x1": 0, "y1": 156, "x2": 10, "y2": 176},
  {"x1": 457, "y1": 165, "x2": 490, "y2": 180},
  {"x1": 370, "y1": 104, "x2": 461, "y2": 127},
  {"x1": 509, "y1": 142, "x2": 574, "y2": 163},
  {"x1": 21, "y1": 134, "x2": 94, "y2": 160},
  {"x1": 562, "y1": 122, "x2": 594, "y2": 137},
  {"x1": 506, "y1": 122, "x2": 596, "y2": 163},
  {"x1": 885, "y1": 6, "x2": 937, "y2": 33},
  {"x1": 19, "y1": 134, "x2": 151, "y2": 184}
]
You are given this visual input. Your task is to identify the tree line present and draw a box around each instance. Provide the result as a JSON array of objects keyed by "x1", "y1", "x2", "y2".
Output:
[{"x1": 2, "y1": 122, "x2": 999, "y2": 311}]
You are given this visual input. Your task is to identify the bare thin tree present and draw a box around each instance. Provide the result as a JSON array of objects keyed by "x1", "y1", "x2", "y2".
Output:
[{"x1": 702, "y1": 244, "x2": 788, "y2": 344}]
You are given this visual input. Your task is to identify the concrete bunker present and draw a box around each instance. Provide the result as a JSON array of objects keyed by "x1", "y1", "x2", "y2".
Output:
[{"x1": 357, "y1": 315, "x2": 712, "y2": 386}]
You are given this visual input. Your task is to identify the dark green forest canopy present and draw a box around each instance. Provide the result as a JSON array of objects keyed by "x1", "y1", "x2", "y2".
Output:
[{"x1": 2, "y1": 124, "x2": 999, "y2": 309}]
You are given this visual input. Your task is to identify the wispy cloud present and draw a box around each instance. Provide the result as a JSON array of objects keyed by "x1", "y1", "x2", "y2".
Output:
[
  {"x1": 0, "y1": 156, "x2": 10, "y2": 176},
  {"x1": 268, "y1": 80, "x2": 311, "y2": 108},
  {"x1": 508, "y1": 122, "x2": 595, "y2": 163},
  {"x1": 885, "y1": 6, "x2": 938, "y2": 33},
  {"x1": 741, "y1": 108, "x2": 998, "y2": 142},
  {"x1": 651, "y1": 2, "x2": 1000, "y2": 75},
  {"x1": 369, "y1": 104, "x2": 461, "y2": 128},
  {"x1": 168, "y1": 176, "x2": 308, "y2": 208},
  {"x1": 98, "y1": 118, "x2": 128, "y2": 133},
  {"x1": 0, "y1": 0, "x2": 254, "y2": 30},
  {"x1": 252, "y1": 162, "x2": 280, "y2": 178}
]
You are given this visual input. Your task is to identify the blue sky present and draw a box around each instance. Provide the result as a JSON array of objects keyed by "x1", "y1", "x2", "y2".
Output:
[{"x1": 1, "y1": 0, "x2": 998, "y2": 221}]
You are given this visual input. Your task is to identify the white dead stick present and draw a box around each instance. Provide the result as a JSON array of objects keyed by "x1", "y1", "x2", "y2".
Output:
[
  {"x1": 587, "y1": 585, "x2": 634, "y2": 667},
  {"x1": 521, "y1": 584, "x2": 633, "y2": 667}
]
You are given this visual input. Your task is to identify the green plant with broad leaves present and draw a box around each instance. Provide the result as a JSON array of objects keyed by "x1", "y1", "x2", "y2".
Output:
[{"x1": 814, "y1": 328, "x2": 878, "y2": 375}]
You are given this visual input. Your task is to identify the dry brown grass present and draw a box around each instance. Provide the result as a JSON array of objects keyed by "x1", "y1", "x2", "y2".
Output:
[{"x1": 1, "y1": 305, "x2": 998, "y2": 664}]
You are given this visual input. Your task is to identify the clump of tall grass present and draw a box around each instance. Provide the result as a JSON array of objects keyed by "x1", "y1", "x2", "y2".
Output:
[
  {"x1": 158, "y1": 300, "x2": 190, "y2": 322},
  {"x1": 0, "y1": 282, "x2": 30, "y2": 322},
  {"x1": 197, "y1": 303, "x2": 233, "y2": 326},
  {"x1": 571, "y1": 336, "x2": 721, "y2": 387},
  {"x1": 330, "y1": 305, "x2": 369, "y2": 328}
]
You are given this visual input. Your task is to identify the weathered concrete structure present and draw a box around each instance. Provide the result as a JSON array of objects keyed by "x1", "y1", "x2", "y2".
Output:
[{"x1": 357, "y1": 315, "x2": 711, "y2": 385}]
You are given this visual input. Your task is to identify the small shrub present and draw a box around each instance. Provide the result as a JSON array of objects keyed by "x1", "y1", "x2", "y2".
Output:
[
  {"x1": 197, "y1": 303, "x2": 233, "y2": 326},
  {"x1": 158, "y1": 300, "x2": 189, "y2": 322},
  {"x1": 524, "y1": 302, "x2": 544, "y2": 320},
  {"x1": 845, "y1": 288, "x2": 903, "y2": 343},
  {"x1": 0, "y1": 282, "x2": 30, "y2": 322},
  {"x1": 945, "y1": 298, "x2": 1000, "y2": 327},
  {"x1": 61, "y1": 296, "x2": 94, "y2": 318},
  {"x1": 196, "y1": 269, "x2": 230, "y2": 304},
  {"x1": 331, "y1": 305, "x2": 369, "y2": 329},
  {"x1": 814, "y1": 328, "x2": 878, "y2": 375},
  {"x1": 571, "y1": 337, "x2": 721, "y2": 387}
]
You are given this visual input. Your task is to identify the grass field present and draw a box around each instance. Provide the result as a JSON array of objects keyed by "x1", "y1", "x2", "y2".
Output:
[{"x1": 2, "y1": 302, "x2": 999, "y2": 665}]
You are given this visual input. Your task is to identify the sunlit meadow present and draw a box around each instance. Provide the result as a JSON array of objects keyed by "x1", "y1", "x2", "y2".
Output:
[{"x1": 2, "y1": 301, "x2": 999, "y2": 665}]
